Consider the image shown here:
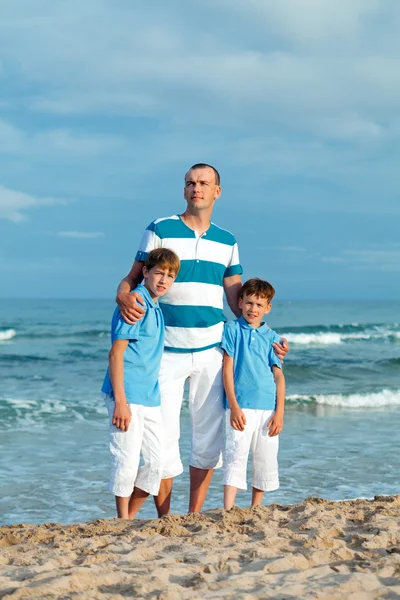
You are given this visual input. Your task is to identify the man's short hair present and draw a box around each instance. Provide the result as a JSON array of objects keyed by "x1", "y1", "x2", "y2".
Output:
[
  {"x1": 186, "y1": 163, "x2": 220, "y2": 186},
  {"x1": 145, "y1": 248, "x2": 180, "y2": 275},
  {"x1": 239, "y1": 278, "x2": 275, "y2": 302}
]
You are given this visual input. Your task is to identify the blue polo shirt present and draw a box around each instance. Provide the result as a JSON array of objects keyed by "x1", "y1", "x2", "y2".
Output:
[
  {"x1": 221, "y1": 316, "x2": 282, "y2": 411},
  {"x1": 101, "y1": 284, "x2": 164, "y2": 407}
]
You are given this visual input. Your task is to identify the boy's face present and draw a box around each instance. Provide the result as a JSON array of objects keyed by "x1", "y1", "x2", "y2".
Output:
[
  {"x1": 143, "y1": 264, "x2": 176, "y2": 300},
  {"x1": 239, "y1": 293, "x2": 272, "y2": 328}
]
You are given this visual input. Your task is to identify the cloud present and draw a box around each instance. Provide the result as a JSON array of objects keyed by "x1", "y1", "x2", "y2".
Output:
[
  {"x1": 1, "y1": 0, "x2": 399, "y2": 144},
  {"x1": 322, "y1": 247, "x2": 400, "y2": 271},
  {"x1": 0, "y1": 118, "x2": 124, "y2": 161},
  {"x1": 57, "y1": 231, "x2": 104, "y2": 239},
  {"x1": 0, "y1": 185, "x2": 64, "y2": 222}
]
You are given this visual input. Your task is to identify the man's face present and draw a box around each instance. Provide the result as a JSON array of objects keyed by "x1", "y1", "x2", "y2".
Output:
[
  {"x1": 143, "y1": 265, "x2": 176, "y2": 299},
  {"x1": 184, "y1": 167, "x2": 221, "y2": 211},
  {"x1": 239, "y1": 293, "x2": 272, "y2": 328}
]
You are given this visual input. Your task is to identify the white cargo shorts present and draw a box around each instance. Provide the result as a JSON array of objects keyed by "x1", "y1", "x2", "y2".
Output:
[
  {"x1": 223, "y1": 408, "x2": 279, "y2": 492},
  {"x1": 104, "y1": 394, "x2": 163, "y2": 497}
]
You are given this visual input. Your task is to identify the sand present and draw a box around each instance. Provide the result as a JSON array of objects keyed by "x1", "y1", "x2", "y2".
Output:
[{"x1": 1, "y1": 495, "x2": 399, "y2": 599}]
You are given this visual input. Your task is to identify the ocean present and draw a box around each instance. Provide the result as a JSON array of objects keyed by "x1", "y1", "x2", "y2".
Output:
[{"x1": 0, "y1": 298, "x2": 399, "y2": 525}]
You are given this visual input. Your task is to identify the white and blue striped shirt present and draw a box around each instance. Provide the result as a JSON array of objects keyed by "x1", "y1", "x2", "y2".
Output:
[{"x1": 135, "y1": 215, "x2": 243, "y2": 353}]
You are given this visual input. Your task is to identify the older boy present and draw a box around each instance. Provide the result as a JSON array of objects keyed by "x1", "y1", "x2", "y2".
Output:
[
  {"x1": 101, "y1": 248, "x2": 180, "y2": 519},
  {"x1": 221, "y1": 278, "x2": 285, "y2": 509}
]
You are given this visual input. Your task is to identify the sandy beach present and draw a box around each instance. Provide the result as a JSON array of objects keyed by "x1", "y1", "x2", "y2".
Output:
[{"x1": 1, "y1": 495, "x2": 399, "y2": 599}]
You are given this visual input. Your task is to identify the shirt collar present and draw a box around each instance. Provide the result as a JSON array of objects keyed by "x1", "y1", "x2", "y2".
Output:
[
  {"x1": 237, "y1": 315, "x2": 268, "y2": 331},
  {"x1": 135, "y1": 283, "x2": 158, "y2": 309}
]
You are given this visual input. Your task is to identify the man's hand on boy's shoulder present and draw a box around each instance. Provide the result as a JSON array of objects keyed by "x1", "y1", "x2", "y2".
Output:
[
  {"x1": 230, "y1": 406, "x2": 246, "y2": 431},
  {"x1": 273, "y1": 337, "x2": 289, "y2": 363},
  {"x1": 117, "y1": 291, "x2": 146, "y2": 325}
]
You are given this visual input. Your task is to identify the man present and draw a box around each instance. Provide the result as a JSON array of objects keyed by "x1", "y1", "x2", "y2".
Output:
[{"x1": 116, "y1": 163, "x2": 288, "y2": 515}]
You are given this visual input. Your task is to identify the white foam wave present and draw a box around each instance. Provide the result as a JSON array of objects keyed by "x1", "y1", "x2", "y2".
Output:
[
  {"x1": 0, "y1": 329, "x2": 16, "y2": 342},
  {"x1": 288, "y1": 389, "x2": 400, "y2": 408},
  {"x1": 287, "y1": 329, "x2": 399, "y2": 346}
]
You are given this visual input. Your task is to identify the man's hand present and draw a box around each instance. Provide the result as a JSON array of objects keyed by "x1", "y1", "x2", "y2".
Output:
[
  {"x1": 266, "y1": 412, "x2": 284, "y2": 437},
  {"x1": 112, "y1": 402, "x2": 131, "y2": 432},
  {"x1": 117, "y1": 291, "x2": 146, "y2": 324},
  {"x1": 230, "y1": 406, "x2": 246, "y2": 431},
  {"x1": 273, "y1": 337, "x2": 289, "y2": 363}
]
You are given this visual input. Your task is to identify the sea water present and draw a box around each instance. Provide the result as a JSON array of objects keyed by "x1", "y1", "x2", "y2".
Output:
[{"x1": 0, "y1": 299, "x2": 399, "y2": 525}]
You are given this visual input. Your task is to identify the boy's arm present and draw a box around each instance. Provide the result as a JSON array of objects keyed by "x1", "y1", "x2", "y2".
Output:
[
  {"x1": 266, "y1": 365, "x2": 285, "y2": 437},
  {"x1": 108, "y1": 339, "x2": 131, "y2": 432},
  {"x1": 223, "y1": 352, "x2": 246, "y2": 431}
]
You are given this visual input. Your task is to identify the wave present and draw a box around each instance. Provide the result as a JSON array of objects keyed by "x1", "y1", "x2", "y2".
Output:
[
  {"x1": 287, "y1": 389, "x2": 400, "y2": 408},
  {"x1": 0, "y1": 354, "x2": 54, "y2": 364},
  {"x1": 0, "y1": 329, "x2": 16, "y2": 342},
  {"x1": 0, "y1": 395, "x2": 106, "y2": 431},
  {"x1": 284, "y1": 326, "x2": 400, "y2": 346}
]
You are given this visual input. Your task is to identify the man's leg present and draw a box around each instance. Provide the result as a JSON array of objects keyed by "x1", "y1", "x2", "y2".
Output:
[
  {"x1": 153, "y1": 351, "x2": 190, "y2": 515},
  {"x1": 188, "y1": 466, "x2": 214, "y2": 513},
  {"x1": 188, "y1": 347, "x2": 225, "y2": 513}
]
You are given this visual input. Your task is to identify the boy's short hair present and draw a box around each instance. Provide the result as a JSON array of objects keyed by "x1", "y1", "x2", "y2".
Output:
[
  {"x1": 239, "y1": 278, "x2": 275, "y2": 302},
  {"x1": 144, "y1": 248, "x2": 180, "y2": 275}
]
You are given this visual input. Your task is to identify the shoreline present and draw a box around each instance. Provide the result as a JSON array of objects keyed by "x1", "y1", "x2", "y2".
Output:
[{"x1": 1, "y1": 495, "x2": 399, "y2": 599}]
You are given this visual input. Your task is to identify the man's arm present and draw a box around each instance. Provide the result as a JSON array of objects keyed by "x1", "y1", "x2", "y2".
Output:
[
  {"x1": 223, "y1": 274, "x2": 242, "y2": 318},
  {"x1": 266, "y1": 366, "x2": 285, "y2": 437},
  {"x1": 223, "y1": 352, "x2": 246, "y2": 431},
  {"x1": 116, "y1": 260, "x2": 146, "y2": 324},
  {"x1": 108, "y1": 339, "x2": 131, "y2": 432}
]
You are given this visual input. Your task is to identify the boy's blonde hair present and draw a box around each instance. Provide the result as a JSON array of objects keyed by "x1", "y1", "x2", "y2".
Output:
[
  {"x1": 144, "y1": 248, "x2": 180, "y2": 275},
  {"x1": 239, "y1": 278, "x2": 275, "y2": 302}
]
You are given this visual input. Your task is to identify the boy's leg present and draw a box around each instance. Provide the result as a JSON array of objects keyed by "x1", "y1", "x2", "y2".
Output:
[
  {"x1": 106, "y1": 397, "x2": 144, "y2": 517},
  {"x1": 223, "y1": 409, "x2": 255, "y2": 508},
  {"x1": 115, "y1": 496, "x2": 130, "y2": 518},
  {"x1": 251, "y1": 409, "x2": 280, "y2": 507},
  {"x1": 224, "y1": 485, "x2": 239, "y2": 510},
  {"x1": 135, "y1": 405, "x2": 164, "y2": 517},
  {"x1": 153, "y1": 352, "x2": 191, "y2": 515},
  {"x1": 188, "y1": 347, "x2": 225, "y2": 512},
  {"x1": 251, "y1": 488, "x2": 264, "y2": 507}
]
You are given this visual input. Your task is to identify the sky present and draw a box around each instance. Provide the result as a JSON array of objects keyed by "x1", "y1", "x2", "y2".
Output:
[{"x1": 1, "y1": 0, "x2": 399, "y2": 300}]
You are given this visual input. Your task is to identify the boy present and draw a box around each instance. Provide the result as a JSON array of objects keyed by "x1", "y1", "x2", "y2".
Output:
[
  {"x1": 221, "y1": 278, "x2": 285, "y2": 509},
  {"x1": 101, "y1": 248, "x2": 180, "y2": 519}
]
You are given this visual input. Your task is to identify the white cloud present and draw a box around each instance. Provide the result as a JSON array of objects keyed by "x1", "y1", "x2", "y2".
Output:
[
  {"x1": 0, "y1": 185, "x2": 64, "y2": 222},
  {"x1": 58, "y1": 231, "x2": 104, "y2": 239}
]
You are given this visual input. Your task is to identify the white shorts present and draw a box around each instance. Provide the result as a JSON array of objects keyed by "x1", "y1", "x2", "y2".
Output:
[
  {"x1": 158, "y1": 346, "x2": 224, "y2": 478},
  {"x1": 104, "y1": 394, "x2": 163, "y2": 497},
  {"x1": 223, "y1": 409, "x2": 279, "y2": 492}
]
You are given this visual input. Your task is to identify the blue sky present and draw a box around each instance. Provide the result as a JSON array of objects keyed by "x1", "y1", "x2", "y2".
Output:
[{"x1": 1, "y1": 0, "x2": 399, "y2": 300}]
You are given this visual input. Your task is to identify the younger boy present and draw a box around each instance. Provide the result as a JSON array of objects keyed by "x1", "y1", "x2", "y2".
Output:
[
  {"x1": 221, "y1": 278, "x2": 285, "y2": 509},
  {"x1": 101, "y1": 248, "x2": 180, "y2": 519}
]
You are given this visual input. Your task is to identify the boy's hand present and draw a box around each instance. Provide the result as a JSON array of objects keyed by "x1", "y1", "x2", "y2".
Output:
[
  {"x1": 230, "y1": 406, "x2": 246, "y2": 431},
  {"x1": 112, "y1": 402, "x2": 131, "y2": 432},
  {"x1": 117, "y1": 291, "x2": 146, "y2": 325},
  {"x1": 272, "y1": 337, "x2": 289, "y2": 363},
  {"x1": 266, "y1": 412, "x2": 284, "y2": 437}
]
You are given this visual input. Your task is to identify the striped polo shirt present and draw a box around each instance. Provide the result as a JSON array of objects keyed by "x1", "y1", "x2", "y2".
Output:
[{"x1": 135, "y1": 215, "x2": 243, "y2": 353}]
